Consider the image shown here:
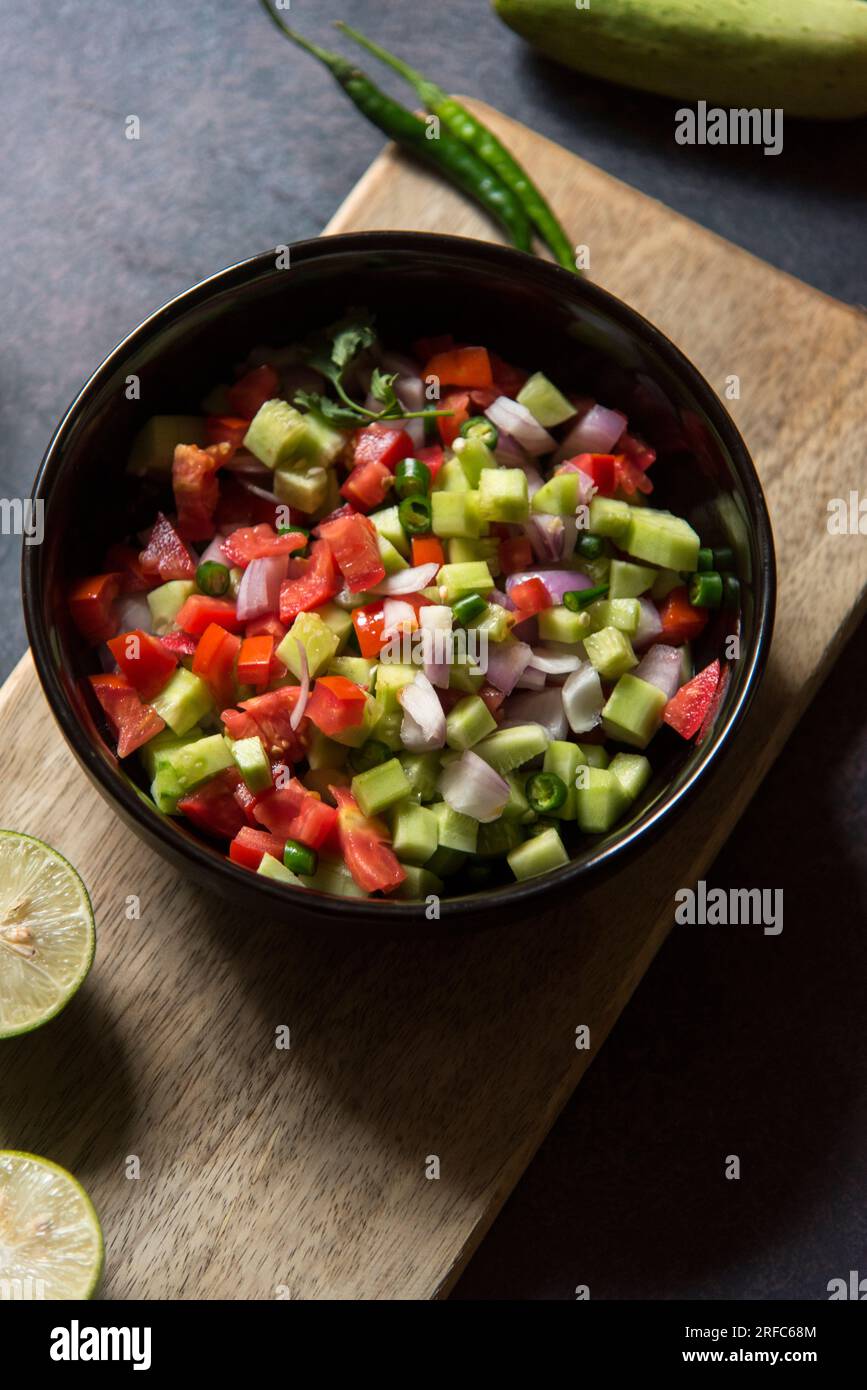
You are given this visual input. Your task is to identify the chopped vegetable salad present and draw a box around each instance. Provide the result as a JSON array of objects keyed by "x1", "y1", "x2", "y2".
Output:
[{"x1": 70, "y1": 313, "x2": 740, "y2": 901}]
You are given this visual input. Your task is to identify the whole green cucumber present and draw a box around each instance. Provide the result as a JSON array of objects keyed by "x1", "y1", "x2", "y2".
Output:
[{"x1": 492, "y1": 0, "x2": 867, "y2": 119}]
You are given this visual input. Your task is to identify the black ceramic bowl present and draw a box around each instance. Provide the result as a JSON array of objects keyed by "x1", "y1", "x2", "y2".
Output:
[{"x1": 23, "y1": 232, "x2": 775, "y2": 929}]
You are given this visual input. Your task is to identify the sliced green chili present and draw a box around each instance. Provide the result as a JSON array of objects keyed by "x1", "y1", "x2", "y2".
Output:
[
  {"x1": 395, "y1": 457, "x2": 431, "y2": 499},
  {"x1": 564, "y1": 583, "x2": 608, "y2": 611},
  {"x1": 398, "y1": 494, "x2": 432, "y2": 534},
  {"x1": 195, "y1": 561, "x2": 230, "y2": 596},
  {"x1": 460, "y1": 416, "x2": 498, "y2": 449},
  {"x1": 284, "y1": 839, "x2": 317, "y2": 876},
  {"x1": 688, "y1": 571, "x2": 723, "y2": 609},
  {"x1": 575, "y1": 534, "x2": 604, "y2": 561},
  {"x1": 526, "y1": 773, "x2": 567, "y2": 815},
  {"x1": 696, "y1": 547, "x2": 714, "y2": 573},
  {"x1": 452, "y1": 592, "x2": 487, "y2": 625}
]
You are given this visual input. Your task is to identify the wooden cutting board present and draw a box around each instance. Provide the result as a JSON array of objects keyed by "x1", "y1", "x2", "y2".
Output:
[{"x1": 2, "y1": 102, "x2": 865, "y2": 1301}]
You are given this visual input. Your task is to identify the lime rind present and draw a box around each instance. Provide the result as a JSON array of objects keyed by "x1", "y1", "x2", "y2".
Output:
[
  {"x1": 0, "y1": 831, "x2": 95, "y2": 1039},
  {"x1": 0, "y1": 1150, "x2": 104, "y2": 1300}
]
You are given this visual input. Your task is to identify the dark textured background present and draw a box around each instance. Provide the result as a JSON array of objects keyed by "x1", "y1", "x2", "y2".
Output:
[{"x1": 3, "y1": 0, "x2": 865, "y2": 1300}]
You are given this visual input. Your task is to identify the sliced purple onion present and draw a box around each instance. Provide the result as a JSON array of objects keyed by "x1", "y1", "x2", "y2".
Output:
[
  {"x1": 235, "y1": 553, "x2": 288, "y2": 622},
  {"x1": 562, "y1": 662, "x2": 605, "y2": 734},
  {"x1": 371, "y1": 561, "x2": 440, "y2": 596},
  {"x1": 529, "y1": 647, "x2": 584, "y2": 675},
  {"x1": 420, "y1": 605, "x2": 452, "y2": 688},
  {"x1": 504, "y1": 688, "x2": 567, "y2": 741},
  {"x1": 439, "y1": 749, "x2": 509, "y2": 823},
  {"x1": 485, "y1": 397, "x2": 556, "y2": 456},
  {"x1": 553, "y1": 403, "x2": 627, "y2": 465},
  {"x1": 198, "y1": 535, "x2": 229, "y2": 567},
  {"x1": 633, "y1": 597, "x2": 664, "y2": 651},
  {"x1": 490, "y1": 587, "x2": 514, "y2": 611},
  {"x1": 290, "y1": 642, "x2": 310, "y2": 731},
  {"x1": 634, "y1": 644, "x2": 683, "y2": 701},
  {"x1": 515, "y1": 665, "x2": 547, "y2": 690},
  {"x1": 505, "y1": 568, "x2": 594, "y2": 606},
  {"x1": 399, "y1": 672, "x2": 446, "y2": 752},
  {"x1": 113, "y1": 592, "x2": 153, "y2": 634},
  {"x1": 494, "y1": 431, "x2": 531, "y2": 469},
  {"x1": 382, "y1": 598, "x2": 416, "y2": 639},
  {"x1": 484, "y1": 639, "x2": 533, "y2": 695},
  {"x1": 523, "y1": 514, "x2": 564, "y2": 563}
]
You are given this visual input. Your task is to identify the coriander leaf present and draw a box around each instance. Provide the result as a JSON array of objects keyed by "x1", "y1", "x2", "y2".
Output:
[
  {"x1": 293, "y1": 390, "x2": 364, "y2": 428},
  {"x1": 331, "y1": 315, "x2": 377, "y2": 371},
  {"x1": 369, "y1": 368, "x2": 399, "y2": 410}
]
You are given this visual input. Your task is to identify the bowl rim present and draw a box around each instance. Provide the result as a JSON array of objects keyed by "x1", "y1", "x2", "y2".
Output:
[{"x1": 22, "y1": 230, "x2": 776, "y2": 925}]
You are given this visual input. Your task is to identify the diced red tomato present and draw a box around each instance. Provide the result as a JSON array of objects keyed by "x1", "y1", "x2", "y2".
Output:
[
  {"x1": 107, "y1": 628, "x2": 176, "y2": 701},
  {"x1": 317, "y1": 512, "x2": 385, "y2": 593},
  {"x1": 278, "y1": 540, "x2": 339, "y2": 623},
  {"x1": 351, "y1": 599, "x2": 386, "y2": 658},
  {"x1": 696, "y1": 662, "x2": 731, "y2": 746},
  {"x1": 229, "y1": 825, "x2": 285, "y2": 871},
  {"x1": 437, "y1": 391, "x2": 470, "y2": 448},
  {"x1": 663, "y1": 660, "x2": 721, "y2": 739},
  {"x1": 479, "y1": 684, "x2": 506, "y2": 716},
  {"x1": 340, "y1": 459, "x2": 392, "y2": 511},
  {"x1": 331, "y1": 787, "x2": 405, "y2": 895},
  {"x1": 252, "y1": 777, "x2": 338, "y2": 850},
  {"x1": 192, "y1": 622, "x2": 240, "y2": 711},
  {"x1": 306, "y1": 676, "x2": 367, "y2": 736},
  {"x1": 233, "y1": 778, "x2": 264, "y2": 827},
  {"x1": 489, "y1": 352, "x2": 528, "y2": 397},
  {"x1": 178, "y1": 769, "x2": 247, "y2": 841},
  {"x1": 221, "y1": 687, "x2": 305, "y2": 760},
  {"x1": 245, "y1": 614, "x2": 286, "y2": 643},
  {"x1": 222, "y1": 523, "x2": 307, "y2": 568},
  {"x1": 658, "y1": 587, "x2": 709, "y2": 645},
  {"x1": 205, "y1": 416, "x2": 249, "y2": 450},
  {"x1": 412, "y1": 333, "x2": 453, "y2": 362},
  {"x1": 227, "y1": 365, "x2": 280, "y2": 420},
  {"x1": 613, "y1": 454, "x2": 653, "y2": 497},
  {"x1": 139, "y1": 513, "x2": 196, "y2": 582},
  {"x1": 620, "y1": 432, "x2": 657, "y2": 473},
  {"x1": 423, "y1": 345, "x2": 492, "y2": 390},
  {"x1": 237, "y1": 634, "x2": 273, "y2": 687},
  {"x1": 89, "y1": 674, "x2": 164, "y2": 758},
  {"x1": 159, "y1": 631, "x2": 198, "y2": 658},
  {"x1": 415, "y1": 444, "x2": 445, "y2": 482},
  {"x1": 214, "y1": 475, "x2": 284, "y2": 532},
  {"x1": 411, "y1": 535, "x2": 445, "y2": 568},
  {"x1": 172, "y1": 443, "x2": 231, "y2": 542},
  {"x1": 509, "y1": 576, "x2": 552, "y2": 616},
  {"x1": 69, "y1": 573, "x2": 121, "y2": 645},
  {"x1": 176, "y1": 594, "x2": 241, "y2": 636},
  {"x1": 347, "y1": 423, "x2": 414, "y2": 473},
  {"x1": 559, "y1": 453, "x2": 617, "y2": 496},
  {"x1": 499, "y1": 536, "x2": 534, "y2": 575},
  {"x1": 103, "y1": 544, "x2": 155, "y2": 593}
]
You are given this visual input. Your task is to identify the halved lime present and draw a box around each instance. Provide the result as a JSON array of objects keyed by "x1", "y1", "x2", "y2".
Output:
[
  {"x1": 0, "y1": 831, "x2": 95, "y2": 1039},
  {"x1": 0, "y1": 1151, "x2": 104, "y2": 1299}
]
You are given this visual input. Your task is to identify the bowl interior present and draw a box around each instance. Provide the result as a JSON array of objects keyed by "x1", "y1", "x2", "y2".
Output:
[{"x1": 25, "y1": 234, "x2": 773, "y2": 922}]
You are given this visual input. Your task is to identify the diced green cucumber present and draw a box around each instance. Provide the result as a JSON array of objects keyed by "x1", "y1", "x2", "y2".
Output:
[
  {"x1": 306, "y1": 728, "x2": 349, "y2": 770},
  {"x1": 150, "y1": 763, "x2": 184, "y2": 815},
  {"x1": 371, "y1": 504, "x2": 409, "y2": 557},
  {"x1": 399, "y1": 751, "x2": 442, "y2": 803},
  {"x1": 274, "y1": 460, "x2": 329, "y2": 514},
  {"x1": 277, "y1": 611, "x2": 339, "y2": 679},
  {"x1": 228, "y1": 735, "x2": 272, "y2": 793},
  {"x1": 477, "y1": 818, "x2": 525, "y2": 857},
  {"x1": 431, "y1": 801, "x2": 478, "y2": 854},
  {"x1": 351, "y1": 757, "x2": 410, "y2": 817},
  {"x1": 258, "y1": 853, "x2": 302, "y2": 885},
  {"x1": 431, "y1": 490, "x2": 484, "y2": 539},
  {"x1": 436, "y1": 560, "x2": 495, "y2": 602},
  {"x1": 300, "y1": 857, "x2": 368, "y2": 898},
  {"x1": 377, "y1": 534, "x2": 409, "y2": 575},
  {"x1": 576, "y1": 554, "x2": 611, "y2": 587},
  {"x1": 576, "y1": 742, "x2": 610, "y2": 769},
  {"x1": 575, "y1": 767, "x2": 629, "y2": 833},
  {"x1": 625, "y1": 507, "x2": 700, "y2": 571},
  {"x1": 538, "y1": 605, "x2": 592, "y2": 644},
  {"x1": 395, "y1": 864, "x2": 445, "y2": 900},
  {"x1": 147, "y1": 580, "x2": 196, "y2": 636},
  {"x1": 446, "y1": 537, "x2": 500, "y2": 570},
  {"x1": 478, "y1": 467, "x2": 529, "y2": 523},
  {"x1": 162, "y1": 733, "x2": 233, "y2": 794},
  {"x1": 583, "y1": 626, "x2": 637, "y2": 679},
  {"x1": 517, "y1": 371, "x2": 575, "y2": 427},
  {"x1": 437, "y1": 456, "x2": 472, "y2": 492},
  {"x1": 244, "y1": 399, "x2": 344, "y2": 470},
  {"x1": 543, "y1": 740, "x2": 586, "y2": 820},
  {"x1": 452, "y1": 436, "x2": 498, "y2": 486},
  {"x1": 651, "y1": 567, "x2": 683, "y2": 601},
  {"x1": 327, "y1": 655, "x2": 375, "y2": 686},
  {"x1": 425, "y1": 846, "x2": 467, "y2": 878},
  {"x1": 588, "y1": 598, "x2": 640, "y2": 636},
  {"x1": 475, "y1": 723, "x2": 550, "y2": 775},
  {"x1": 532, "y1": 472, "x2": 583, "y2": 516},
  {"x1": 609, "y1": 751, "x2": 652, "y2": 802},
  {"x1": 601, "y1": 674, "x2": 667, "y2": 749},
  {"x1": 127, "y1": 416, "x2": 206, "y2": 476},
  {"x1": 139, "y1": 726, "x2": 203, "y2": 780},
  {"x1": 447, "y1": 659, "x2": 485, "y2": 695},
  {"x1": 150, "y1": 667, "x2": 213, "y2": 735},
  {"x1": 588, "y1": 497, "x2": 631, "y2": 540},
  {"x1": 390, "y1": 802, "x2": 439, "y2": 865},
  {"x1": 445, "y1": 695, "x2": 497, "y2": 750},
  {"x1": 502, "y1": 772, "x2": 532, "y2": 822},
  {"x1": 373, "y1": 662, "x2": 416, "y2": 714},
  {"x1": 466, "y1": 602, "x2": 512, "y2": 643},
  {"x1": 507, "y1": 826, "x2": 569, "y2": 880},
  {"x1": 608, "y1": 559, "x2": 657, "y2": 599},
  {"x1": 316, "y1": 601, "x2": 354, "y2": 650}
]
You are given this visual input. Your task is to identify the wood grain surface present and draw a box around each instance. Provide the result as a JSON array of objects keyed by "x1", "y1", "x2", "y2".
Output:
[{"x1": 1, "y1": 102, "x2": 865, "y2": 1300}]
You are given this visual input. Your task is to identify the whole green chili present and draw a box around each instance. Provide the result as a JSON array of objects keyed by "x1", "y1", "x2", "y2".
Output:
[
  {"x1": 259, "y1": 4, "x2": 532, "y2": 253},
  {"x1": 336, "y1": 21, "x2": 578, "y2": 273}
]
